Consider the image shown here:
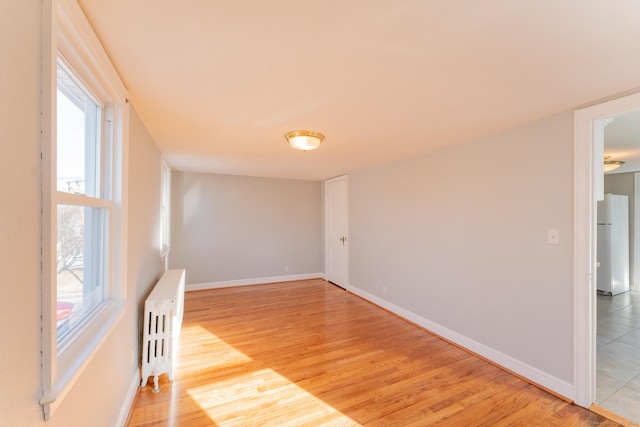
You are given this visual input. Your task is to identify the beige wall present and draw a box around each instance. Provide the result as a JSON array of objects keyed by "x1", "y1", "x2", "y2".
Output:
[
  {"x1": 128, "y1": 107, "x2": 166, "y2": 364},
  {"x1": 0, "y1": 1, "x2": 164, "y2": 422},
  {"x1": 171, "y1": 172, "x2": 322, "y2": 284},
  {"x1": 349, "y1": 111, "x2": 574, "y2": 383},
  {"x1": 0, "y1": 0, "x2": 44, "y2": 423}
]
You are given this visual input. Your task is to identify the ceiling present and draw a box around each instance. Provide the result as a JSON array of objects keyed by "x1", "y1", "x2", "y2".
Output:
[
  {"x1": 604, "y1": 110, "x2": 640, "y2": 175},
  {"x1": 77, "y1": 0, "x2": 640, "y2": 181}
]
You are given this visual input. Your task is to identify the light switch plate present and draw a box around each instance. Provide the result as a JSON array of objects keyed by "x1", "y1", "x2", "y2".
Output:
[{"x1": 548, "y1": 229, "x2": 560, "y2": 245}]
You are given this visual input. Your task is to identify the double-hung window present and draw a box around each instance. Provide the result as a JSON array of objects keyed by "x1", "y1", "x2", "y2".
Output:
[
  {"x1": 55, "y1": 61, "x2": 110, "y2": 344},
  {"x1": 41, "y1": 0, "x2": 128, "y2": 420}
]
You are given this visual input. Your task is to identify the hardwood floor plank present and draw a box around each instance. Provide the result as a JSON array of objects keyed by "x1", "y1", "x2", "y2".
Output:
[{"x1": 128, "y1": 279, "x2": 617, "y2": 426}]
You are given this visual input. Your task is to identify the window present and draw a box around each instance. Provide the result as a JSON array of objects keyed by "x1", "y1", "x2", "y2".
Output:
[
  {"x1": 160, "y1": 159, "x2": 171, "y2": 270},
  {"x1": 56, "y1": 62, "x2": 110, "y2": 344},
  {"x1": 41, "y1": 0, "x2": 128, "y2": 420}
]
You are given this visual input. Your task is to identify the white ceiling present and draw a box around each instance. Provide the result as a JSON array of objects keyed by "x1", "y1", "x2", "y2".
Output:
[
  {"x1": 77, "y1": 0, "x2": 640, "y2": 181},
  {"x1": 604, "y1": 110, "x2": 640, "y2": 175}
]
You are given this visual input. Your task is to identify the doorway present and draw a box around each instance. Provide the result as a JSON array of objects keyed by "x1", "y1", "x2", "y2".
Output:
[
  {"x1": 574, "y1": 92, "x2": 640, "y2": 416},
  {"x1": 595, "y1": 111, "x2": 640, "y2": 421}
]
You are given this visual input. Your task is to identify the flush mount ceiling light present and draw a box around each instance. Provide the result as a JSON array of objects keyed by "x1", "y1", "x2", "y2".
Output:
[
  {"x1": 285, "y1": 130, "x2": 324, "y2": 151},
  {"x1": 604, "y1": 155, "x2": 625, "y2": 173}
]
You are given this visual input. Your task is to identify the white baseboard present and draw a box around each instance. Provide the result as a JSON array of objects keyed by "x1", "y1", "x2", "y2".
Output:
[
  {"x1": 186, "y1": 273, "x2": 325, "y2": 292},
  {"x1": 347, "y1": 284, "x2": 575, "y2": 401},
  {"x1": 115, "y1": 369, "x2": 141, "y2": 427}
]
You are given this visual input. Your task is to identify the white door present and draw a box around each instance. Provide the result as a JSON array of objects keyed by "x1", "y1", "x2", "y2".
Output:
[{"x1": 325, "y1": 175, "x2": 348, "y2": 288}]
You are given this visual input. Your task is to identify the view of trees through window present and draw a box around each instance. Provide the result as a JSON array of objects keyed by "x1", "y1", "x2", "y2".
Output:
[{"x1": 56, "y1": 204, "x2": 84, "y2": 336}]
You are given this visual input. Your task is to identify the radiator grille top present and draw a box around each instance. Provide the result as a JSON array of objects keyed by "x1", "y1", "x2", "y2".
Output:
[{"x1": 147, "y1": 269, "x2": 185, "y2": 302}]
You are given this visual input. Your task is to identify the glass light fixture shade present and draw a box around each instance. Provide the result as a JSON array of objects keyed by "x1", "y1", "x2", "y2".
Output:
[
  {"x1": 285, "y1": 130, "x2": 324, "y2": 151},
  {"x1": 604, "y1": 160, "x2": 624, "y2": 173}
]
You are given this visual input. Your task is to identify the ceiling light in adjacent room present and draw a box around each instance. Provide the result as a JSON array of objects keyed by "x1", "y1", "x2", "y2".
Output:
[
  {"x1": 285, "y1": 130, "x2": 324, "y2": 151},
  {"x1": 604, "y1": 156, "x2": 625, "y2": 173}
]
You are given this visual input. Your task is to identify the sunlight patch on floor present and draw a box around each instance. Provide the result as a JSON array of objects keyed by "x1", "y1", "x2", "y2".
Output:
[
  {"x1": 186, "y1": 367, "x2": 361, "y2": 426},
  {"x1": 181, "y1": 326, "x2": 361, "y2": 426},
  {"x1": 177, "y1": 324, "x2": 253, "y2": 374}
]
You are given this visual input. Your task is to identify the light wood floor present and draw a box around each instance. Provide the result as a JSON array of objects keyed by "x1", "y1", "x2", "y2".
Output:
[{"x1": 128, "y1": 279, "x2": 615, "y2": 426}]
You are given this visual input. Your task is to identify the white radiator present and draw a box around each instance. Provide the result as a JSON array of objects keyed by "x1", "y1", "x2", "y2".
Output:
[{"x1": 140, "y1": 269, "x2": 186, "y2": 392}]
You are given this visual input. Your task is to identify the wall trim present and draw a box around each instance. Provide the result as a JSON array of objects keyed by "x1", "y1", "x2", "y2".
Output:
[
  {"x1": 347, "y1": 284, "x2": 575, "y2": 401},
  {"x1": 186, "y1": 273, "x2": 325, "y2": 292},
  {"x1": 115, "y1": 369, "x2": 141, "y2": 427}
]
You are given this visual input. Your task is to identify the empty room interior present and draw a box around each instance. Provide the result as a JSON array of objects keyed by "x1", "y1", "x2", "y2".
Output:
[{"x1": 3, "y1": 0, "x2": 640, "y2": 426}]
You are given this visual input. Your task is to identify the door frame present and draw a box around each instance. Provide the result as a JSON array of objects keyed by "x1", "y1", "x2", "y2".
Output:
[
  {"x1": 324, "y1": 175, "x2": 349, "y2": 288},
  {"x1": 574, "y1": 91, "x2": 640, "y2": 407}
]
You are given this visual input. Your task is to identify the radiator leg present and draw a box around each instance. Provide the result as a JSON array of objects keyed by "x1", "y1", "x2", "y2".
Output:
[{"x1": 152, "y1": 375, "x2": 161, "y2": 393}]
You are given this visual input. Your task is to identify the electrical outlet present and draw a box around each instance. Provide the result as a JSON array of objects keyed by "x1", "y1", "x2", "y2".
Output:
[
  {"x1": 382, "y1": 286, "x2": 388, "y2": 295},
  {"x1": 285, "y1": 265, "x2": 289, "y2": 273}
]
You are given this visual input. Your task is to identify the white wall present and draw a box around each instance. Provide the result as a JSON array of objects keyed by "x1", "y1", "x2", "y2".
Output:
[
  {"x1": 171, "y1": 172, "x2": 322, "y2": 285},
  {"x1": 0, "y1": 1, "x2": 164, "y2": 421},
  {"x1": 349, "y1": 111, "x2": 574, "y2": 384},
  {"x1": 604, "y1": 173, "x2": 636, "y2": 289}
]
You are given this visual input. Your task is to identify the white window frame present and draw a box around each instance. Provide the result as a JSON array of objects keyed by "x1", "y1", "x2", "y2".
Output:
[
  {"x1": 40, "y1": 0, "x2": 129, "y2": 420},
  {"x1": 160, "y1": 158, "x2": 171, "y2": 270}
]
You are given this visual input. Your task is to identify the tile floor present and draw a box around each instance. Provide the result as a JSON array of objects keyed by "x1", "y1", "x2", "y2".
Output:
[{"x1": 596, "y1": 290, "x2": 640, "y2": 422}]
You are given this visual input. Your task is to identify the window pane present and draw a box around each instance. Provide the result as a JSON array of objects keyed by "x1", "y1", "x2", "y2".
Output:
[
  {"x1": 161, "y1": 163, "x2": 171, "y2": 253},
  {"x1": 56, "y1": 64, "x2": 101, "y2": 197},
  {"x1": 57, "y1": 204, "x2": 108, "y2": 343}
]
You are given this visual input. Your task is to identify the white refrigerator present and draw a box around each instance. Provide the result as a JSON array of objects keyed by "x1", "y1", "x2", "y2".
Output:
[{"x1": 597, "y1": 193, "x2": 630, "y2": 296}]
